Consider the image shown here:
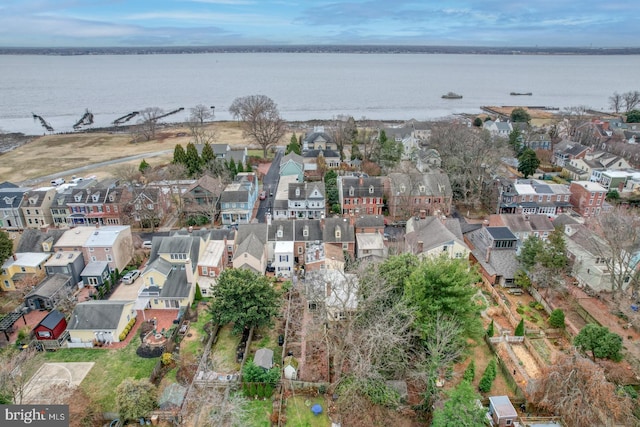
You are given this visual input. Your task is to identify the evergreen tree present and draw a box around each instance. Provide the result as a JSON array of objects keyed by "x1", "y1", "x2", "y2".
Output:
[
  {"x1": 486, "y1": 319, "x2": 495, "y2": 337},
  {"x1": 549, "y1": 309, "x2": 565, "y2": 329},
  {"x1": 0, "y1": 231, "x2": 13, "y2": 266},
  {"x1": 185, "y1": 142, "x2": 202, "y2": 177},
  {"x1": 286, "y1": 133, "x2": 301, "y2": 155},
  {"x1": 138, "y1": 159, "x2": 150, "y2": 173},
  {"x1": 237, "y1": 162, "x2": 245, "y2": 173},
  {"x1": 244, "y1": 162, "x2": 253, "y2": 172},
  {"x1": 511, "y1": 107, "x2": 531, "y2": 123},
  {"x1": 432, "y1": 380, "x2": 487, "y2": 426},
  {"x1": 173, "y1": 144, "x2": 187, "y2": 165},
  {"x1": 517, "y1": 148, "x2": 540, "y2": 178},
  {"x1": 515, "y1": 319, "x2": 525, "y2": 336},
  {"x1": 228, "y1": 158, "x2": 237, "y2": 178},
  {"x1": 462, "y1": 360, "x2": 476, "y2": 382},
  {"x1": 201, "y1": 142, "x2": 215, "y2": 166}
]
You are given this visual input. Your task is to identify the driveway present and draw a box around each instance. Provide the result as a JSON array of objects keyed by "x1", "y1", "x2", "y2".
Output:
[
  {"x1": 110, "y1": 276, "x2": 143, "y2": 300},
  {"x1": 257, "y1": 148, "x2": 284, "y2": 223}
]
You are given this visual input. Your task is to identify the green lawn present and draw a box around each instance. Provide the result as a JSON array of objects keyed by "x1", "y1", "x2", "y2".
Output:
[
  {"x1": 211, "y1": 324, "x2": 241, "y2": 372},
  {"x1": 250, "y1": 326, "x2": 282, "y2": 367},
  {"x1": 44, "y1": 339, "x2": 157, "y2": 411},
  {"x1": 285, "y1": 396, "x2": 331, "y2": 427},
  {"x1": 244, "y1": 398, "x2": 272, "y2": 427},
  {"x1": 182, "y1": 307, "x2": 213, "y2": 357}
]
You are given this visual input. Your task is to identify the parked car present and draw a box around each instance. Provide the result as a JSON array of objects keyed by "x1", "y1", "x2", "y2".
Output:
[
  {"x1": 122, "y1": 270, "x2": 140, "y2": 285},
  {"x1": 50, "y1": 178, "x2": 65, "y2": 186},
  {"x1": 142, "y1": 241, "x2": 153, "y2": 249},
  {"x1": 259, "y1": 191, "x2": 267, "y2": 200}
]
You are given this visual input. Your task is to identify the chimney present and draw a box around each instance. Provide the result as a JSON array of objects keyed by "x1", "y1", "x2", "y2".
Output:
[
  {"x1": 188, "y1": 226, "x2": 193, "y2": 233},
  {"x1": 315, "y1": 249, "x2": 320, "y2": 260},
  {"x1": 485, "y1": 247, "x2": 492, "y2": 263},
  {"x1": 417, "y1": 241, "x2": 424, "y2": 253},
  {"x1": 359, "y1": 176, "x2": 364, "y2": 186},
  {"x1": 12, "y1": 253, "x2": 17, "y2": 261},
  {"x1": 320, "y1": 214, "x2": 325, "y2": 230},
  {"x1": 185, "y1": 259, "x2": 195, "y2": 284},
  {"x1": 95, "y1": 223, "x2": 99, "y2": 228}
]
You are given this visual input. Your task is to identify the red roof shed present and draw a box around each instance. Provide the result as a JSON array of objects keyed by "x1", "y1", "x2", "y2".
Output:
[{"x1": 33, "y1": 310, "x2": 67, "y2": 340}]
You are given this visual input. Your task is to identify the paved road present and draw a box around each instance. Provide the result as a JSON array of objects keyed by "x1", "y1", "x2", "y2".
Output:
[
  {"x1": 257, "y1": 148, "x2": 284, "y2": 223},
  {"x1": 18, "y1": 149, "x2": 173, "y2": 187}
]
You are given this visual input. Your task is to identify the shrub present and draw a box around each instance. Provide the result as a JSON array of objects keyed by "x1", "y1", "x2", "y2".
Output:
[
  {"x1": 486, "y1": 320, "x2": 495, "y2": 337},
  {"x1": 463, "y1": 360, "x2": 475, "y2": 382},
  {"x1": 515, "y1": 319, "x2": 525, "y2": 337},
  {"x1": 516, "y1": 306, "x2": 525, "y2": 315},
  {"x1": 161, "y1": 352, "x2": 173, "y2": 366},
  {"x1": 318, "y1": 384, "x2": 327, "y2": 395},
  {"x1": 478, "y1": 359, "x2": 497, "y2": 393},
  {"x1": 194, "y1": 283, "x2": 203, "y2": 301},
  {"x1": 549, "y1": 309, "x2": 566, "y2": 329}
]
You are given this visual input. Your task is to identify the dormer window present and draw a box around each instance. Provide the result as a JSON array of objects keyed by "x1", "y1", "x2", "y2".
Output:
[
  {"x1": 92, "y1": 194, "x2": 99, "y2": 203},
  {"x1": 419, "y1": 185, "x2": 425, "y2": 193},
  {"x1": 349, "y1": 187, "x2": 354, "y2": 197},
  {"x1": 400, "y1": 184, "x2": 406, "y2": 193},
  {"x1": 74, "y1": 194, "x2": 82, "y2": 202},
  {"x1": 277, "y1": 227, "x2": 283, "y2": 238},
  {"x1": 109, "y1": 194, "x2": 115, "y2": 202},
  {"x1": 295, "y1": 188, "x2": 301, "y2": 197},
  {"x1": 369, "y1": 185, "x2": 374, "y2": 194},
  {"x1": 335, "y1": 227, "x2": 341, "y2": 239},
  {"x1": 303, "y1": 226, "x2": 309, "y2": 237}
]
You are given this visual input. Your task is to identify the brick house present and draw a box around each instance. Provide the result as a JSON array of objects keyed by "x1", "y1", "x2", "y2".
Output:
[{"x1": 569, "y1": 181, "x2": 607, "y2": 218}]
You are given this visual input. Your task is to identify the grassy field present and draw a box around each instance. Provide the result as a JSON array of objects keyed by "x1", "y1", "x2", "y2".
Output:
[
  {"x1": 0, "y1": 122, "x2": 255, "y2": 183},
  {"x1": 285, "y1": 396, "x2": 331, "y2": 427},
  {"x1": 44, "y1": 339, "x2": 157, "y2": 411},
  {"x1": 244, "y1": 398, "x2": 272, "y2": 427},
  {"x1": 210, "y1": 323, "x2": 241, "y2": 372}
]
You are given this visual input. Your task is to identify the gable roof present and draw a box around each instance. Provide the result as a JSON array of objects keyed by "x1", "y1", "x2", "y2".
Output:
[
  {"x1": 68, "y1": 300, "x2": 134, "y2": 330},
  {"x1": 355, "y1": 215, "x2": 384, "y2": 229},
  {"x1": 37, "y1": 309, "x2": 66, "y2": 330},
  {"x1": 303, "y1": 149, "x2": 340, "y2": 159},
  {"x1": 323, "y1": 217, "x2": 355, "y2": 243},
  {"x1": 254, "y1": 348, "x2": 274, "y2": 369},
  {"x1": 280, "y1": 152, "x2": 304, "y2": 167},
  {"x1": 0, "y1": 187, "x2": 29, "y2": 209},
  {"x1": 340, "y1": 176, "x2": 384, "y2": 198},
  {"x1": 406, "y1": 217, "x2": 467, "y2": 253},
  {"x1": 16, "y1": 229, "x2": 65, "y2": 253},
  {"x1": 25, "y1": 274, "x2": 72, "y2": 299},
  {"x1": 293, "y1": 219, "x2": 323, "y2": 242},
  {"x1": 288, "y1": 181, "x2": 325, "y2": 200},
  {"x1": 268, "y1": 220, "x2": 295, "y2": 241}
]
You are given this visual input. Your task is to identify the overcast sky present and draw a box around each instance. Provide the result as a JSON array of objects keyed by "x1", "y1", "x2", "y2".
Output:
[{"x1": 0, "y1": 0, "x2": 637, "y2": 48}]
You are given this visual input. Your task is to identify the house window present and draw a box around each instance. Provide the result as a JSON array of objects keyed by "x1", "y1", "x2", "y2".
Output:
[
  {"x1": 349, "y1": 187, "x2": 354, "y2": 196},
  {"x1": 106, "y1": 255, "x2": 113, "y2": 262},
  {"x1": 298, "y1": 246, "x2": 303, "y2": 254},
  {"x1": 91, "y1": 256, "x2": 97, "y2": 262},
  {"x1": 37, "y1": 331, "x2": 51, "y2": 338},
  {"x1": 279, "y1": 255, "x2": 289, "y2": 262},
  {"x1": 89, "y1": 247, "x2": 94, "y2": 252},
  {"x1": 277, "y1": 229, "x2": 283, "y2": 238},
  {"x1": 210, "y1": 270, "x2": 216, "y2": 277},
  {"x1": 202, "y1": 266, "x2": 208, "y2": 275},
  {"x1": 105, "y1": 248, "x2": 110, "y2": 252},
  {"x1": 342, "y1": 243, "x2": 348, "y2": 250},
  {"x1": 106, "y1": 206, "x2": 110, "y2": 212},
  {"x1": 369, "y1": 185, "x2": 374, "y2": 194}
]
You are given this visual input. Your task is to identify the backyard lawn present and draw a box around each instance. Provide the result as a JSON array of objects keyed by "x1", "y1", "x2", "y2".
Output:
[
  {"x1": 244, "y1": 398, "x2": 272, "y2": 427},
  {"x1": 285, "y1": 396, "x2": 331, "y2": 427},
  {"x1": 210, "y1": 323, "x2": 241, "y2": 372},
  {"x1": 44, "y1": 339, "x2": 157, "y2": 411}
]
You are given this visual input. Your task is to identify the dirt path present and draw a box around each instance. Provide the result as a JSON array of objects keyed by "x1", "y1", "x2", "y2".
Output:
[{"x1": 511, "y1": 345, "x2": 541, "y2": 378}]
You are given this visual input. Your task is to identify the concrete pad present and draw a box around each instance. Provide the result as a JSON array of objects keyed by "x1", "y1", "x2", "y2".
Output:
[
  {"x1": 22, "y1": 362, "x2": 94, "y2": 404},
  {"x1": 109, "y1": 277, "x2": 143, "y2": 300}
]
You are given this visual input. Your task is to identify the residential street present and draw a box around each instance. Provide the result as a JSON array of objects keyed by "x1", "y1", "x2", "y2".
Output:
[{"x1": 256, "y1": 148, "x2": 283, "y2": 223}]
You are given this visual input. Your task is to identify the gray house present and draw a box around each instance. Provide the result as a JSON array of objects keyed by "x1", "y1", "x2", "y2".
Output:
[
  {"x1": 45, "y1": 251, "x2": 85, "y2": 286},
  {"x1": 25, "y1": 273, "x2": 74, "y2": 311},
  {"x1": 279, "y1": 152, "x2": 305, "y2": 182},
  {"x1": 0, "y1": 183, "x2": 29, "y2": 230},
  {"x1": 80, "y1": 261, "x2": 111, "y2": 287}
]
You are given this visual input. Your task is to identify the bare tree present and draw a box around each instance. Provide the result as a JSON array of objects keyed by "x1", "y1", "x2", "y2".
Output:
[
  {"x1": 609, "y1": 92, "x2": 623, "y2": 114},
  {"x1": 354, "y1": 117, "x2": 381, "y2": 161},
  {"x1": 183, "y1": 175, "x2": 226, "y2": 224},
  {"x1": 622, "y1": 90, "x2": 640, "y2": 113},
  {"x1": 229, "y1": 95, "x2": 286, "y2": 157},
  {"x1": 429, "y1": 123, "x2": 509, "y2": 207},
  {"x1": 0, "y1": 346, "x2": 42, "y2": 404},
  {"x1": 328, "y1": 115, "x2": 357, "y2": 160},
  {"x1": 113, "y1": 163, "x2": 142, "y2": 186},
  {"x1": 134, "y1": 107, "x2": 165, "y2": 141},
  {"x1": 587, "y1": 208, "x2": 640, "y2": 300},
  {"x1": 187, "y1": 104, "x2": 218, "y2": 146},
  {"x1": 190, "y1": 104, "x2": 214, "y2": 125},
  {"x1": 558, "y1": 105, "x2": 590, "y2": 141},
  {"x1": 528, "y1": 352, "x2": 634, "y2": 427}
]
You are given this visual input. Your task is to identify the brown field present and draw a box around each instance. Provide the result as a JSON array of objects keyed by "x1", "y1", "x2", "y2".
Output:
[{"x1": 0, "y1": 121, "x2": 294, "y2": 184}]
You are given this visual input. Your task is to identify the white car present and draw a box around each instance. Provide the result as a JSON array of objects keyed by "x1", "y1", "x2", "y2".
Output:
[
  {"x1": 122, "y1": 270, "x2": 140, "y2": 285},
  {"x1": 142, "y1": 241, "x2": 153, "y2": 249}
]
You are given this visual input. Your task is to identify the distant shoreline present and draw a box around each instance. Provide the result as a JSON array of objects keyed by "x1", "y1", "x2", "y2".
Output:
[{"x1": 1, "y1": 45, "x2": 640, "y2": 56}]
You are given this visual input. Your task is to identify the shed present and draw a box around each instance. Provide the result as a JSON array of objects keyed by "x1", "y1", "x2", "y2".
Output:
[
  {"x1": 33, "y1": 309, "x2": 67, "y2": 340},
  {"x1": 254, "y1": 348, "x2": 274, "y2": 370},
  {"x1": 283, "y1": 355, "x2": 299, "y2": 380},
  {"x1": 25, "y1": 274, "x2": 74, "y2": 311},
  {"x1": 488, "y1": 395, "x2": 518, "y2": 427}
]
